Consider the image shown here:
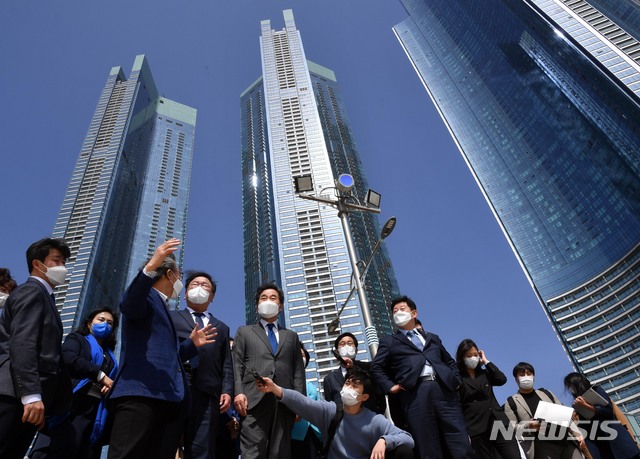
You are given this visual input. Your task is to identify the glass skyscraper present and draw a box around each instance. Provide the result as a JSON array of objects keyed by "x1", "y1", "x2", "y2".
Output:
[
  {"x1": 52, "y1": 55, "x2": 196, "y2": 334},
  {"x1": 241, "y1": 10, "x2": 400, "y2": 383},
  {"x1": 394, "y1": 0, "x2": 640, "y2": 418}
]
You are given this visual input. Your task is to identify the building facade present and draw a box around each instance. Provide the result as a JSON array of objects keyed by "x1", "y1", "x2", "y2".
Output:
[
  {"x1": 52, "y1": 55, "x2": 196, "y2": 334},
  {"x1": 394, "y1": 0, "x2": 640, "y2": 417},
  {"x1": 241, "y1": 10, "x2": 400, "y2": 383}
]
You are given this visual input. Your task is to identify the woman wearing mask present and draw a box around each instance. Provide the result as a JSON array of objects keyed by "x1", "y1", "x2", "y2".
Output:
[
  {"x1": 34, "y1": 308, "x2": 119, "y2": 459},
  {"x1": 564, "y1": 372, "x2": 639, "y2": 459},
  {"x1": 455, "y1": 339, "x2": 522, "y2": 459}
]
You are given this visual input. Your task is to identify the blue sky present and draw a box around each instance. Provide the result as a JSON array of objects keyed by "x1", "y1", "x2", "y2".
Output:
[{"x1": 0, "y1": 1, "x2": 577, "y2": 404}]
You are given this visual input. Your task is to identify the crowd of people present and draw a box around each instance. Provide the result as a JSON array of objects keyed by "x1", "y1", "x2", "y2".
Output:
[{"x1": 0, "y1": 237, "x2": 638, "y2": 459}]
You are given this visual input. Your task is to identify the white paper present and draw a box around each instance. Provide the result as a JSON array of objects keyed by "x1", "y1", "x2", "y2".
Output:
[{"x1": 533, "y1": 400, "x2": 574, "y2": 425}]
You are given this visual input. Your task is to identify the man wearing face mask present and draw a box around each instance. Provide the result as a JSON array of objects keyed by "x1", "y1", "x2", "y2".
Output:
[
  {"x1": 504, "y1": 362, "x2": 584, "y2": 459},
  {"x1": 171, "y1": 271, "x2": 234, "y2": 459},
  {"x1": 108, "y1": 239, "x2": 217, "y2": 459},
  {"x1": 371, "y1": 296, "x2": 476, "y2": 459},
  {"x1": 256, "y1": 367, "x2": 414, "y2": 459},
  {"x1": 233, "y1": 282, "x2": 305, "y2": 459},
  {"x1": 0, "y1": 268, "x2": 18, "y2": 317},
  {"x1": 323, "y1": 332, "x2": 386, "y2": 415},
  {"x1": 0, "y1": 238, "x2": 73, "y2": 459}
]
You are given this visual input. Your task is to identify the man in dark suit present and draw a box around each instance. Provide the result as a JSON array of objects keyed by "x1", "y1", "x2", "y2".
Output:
[
  {"x1": 0, "y1": 267, "x2": 18, "y2": 316},
  {"x1": 171, "y1": 271, "x2": 234, "y2": 459},
  {"x1": 322, "y1": 331, "x2": 386, "y2": 415},
  {"x1": 371, "y1": 296, "x2": 476, "y2": 459},
  {"x1": 233, "y1": 282, "x2": 305, "y2": 459},
  {"x1": 107, "y1": 239, "x2": 216, "y2": 459},
  {"x1": 0, "y1": 238, "x2": 73, "y2": 459}
]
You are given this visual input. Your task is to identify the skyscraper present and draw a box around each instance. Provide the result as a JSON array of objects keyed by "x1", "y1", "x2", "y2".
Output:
[
  {"x1": 241, "y1": 10, "x2": 400, "y2": 383},
  {"x1": 52, "y1": 55, "x2": 196, "y2": 334},
  {"x1": 394, "y1": 0, "x2": 640, "y2": 418}
]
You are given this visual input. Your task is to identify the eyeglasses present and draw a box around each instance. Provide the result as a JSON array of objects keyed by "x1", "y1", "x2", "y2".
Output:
[{"x1": 189, "y1": 281, "x2": 212, "y2": 291}]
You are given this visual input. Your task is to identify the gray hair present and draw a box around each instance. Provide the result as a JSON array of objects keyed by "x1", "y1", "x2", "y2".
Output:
[{"x1": 143, "y1": 254, "x2": 178, "y2": 280}]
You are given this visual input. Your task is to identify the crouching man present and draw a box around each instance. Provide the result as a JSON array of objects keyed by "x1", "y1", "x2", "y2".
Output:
[{"x1": 257, "y1": 367, "x2": 414, "y2": 459}]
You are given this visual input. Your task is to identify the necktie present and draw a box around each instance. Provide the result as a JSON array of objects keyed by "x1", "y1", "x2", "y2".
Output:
[
  {"x1": 193, "y1": 312, "x2": 206, "y2": 330},
  {"x1": 50, "y1": 293, "x2": 56, "y2": 304},
  {"x1": 190, "y1": 313, "x2": 206, "y2": 369},
  {"x1": 267, "y1": 323, "x2": 278, "y2": 354},
  {"x1": 408, "y1": 330, "x2": 424, "y2": 351}
]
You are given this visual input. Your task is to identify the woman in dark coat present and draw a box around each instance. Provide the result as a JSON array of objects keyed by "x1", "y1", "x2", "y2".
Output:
[
  {"x1": 564, "y1": 372, "x2": 639, "y2": 459},
  {"x1": 34, "y1": 307, "x2": 119, "y2": 459},
  {"x1": 456, "y1": 338, "x2": 522, "y2": 459}
]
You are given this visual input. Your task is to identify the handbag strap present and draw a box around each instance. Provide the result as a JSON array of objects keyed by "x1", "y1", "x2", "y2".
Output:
[{"x1": 318, "y1": 403, "x2": 344, "y2": 458}]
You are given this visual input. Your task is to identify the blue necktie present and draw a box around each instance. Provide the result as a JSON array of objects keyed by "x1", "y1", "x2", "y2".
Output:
[
  {"x1": 267, "y1": 323, "x2": 278, "y2": 354},
  {"x1": 408, "y1": 330, "x2": 424, "y2": 351},
  {"x1": 193, "y1": 312, "x2": 206, "y2": 330},
  {"x1": 190, "y1": 313, "x2": 206, "y2": 368}
]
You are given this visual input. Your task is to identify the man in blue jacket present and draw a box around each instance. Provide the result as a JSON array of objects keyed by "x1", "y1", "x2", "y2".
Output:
[{"x1": 107, "y1": 239, "x2": 216, "y2": 459}]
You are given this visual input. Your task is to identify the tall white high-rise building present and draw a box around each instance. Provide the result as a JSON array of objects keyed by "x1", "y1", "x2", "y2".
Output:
[{"x1": 241, "y1": 10, "x2": 400, "y2": 383}]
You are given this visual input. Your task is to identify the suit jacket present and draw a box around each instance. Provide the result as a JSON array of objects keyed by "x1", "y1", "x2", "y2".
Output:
[
  {"x1": 458, "y1": 362, "x2": 509, "y2": 437},
  {"x1": 233, "y1": 323, "x2": 305, "y2": 410},
  {"x1": 171, "y1": 309, "x2": 234, "y2": 399},
  {"x1": 370, "y1": 329, "x2": 461, "y2": 394},
  {"x1": 0, "y1": 277, "x2": 71, "y2": 415},
  {"x1": 110, "y1": 271, "x2": 197, "y2": 409},
  {"x1": 322, "y1": 360, "x2": 386, "y2": 414}
]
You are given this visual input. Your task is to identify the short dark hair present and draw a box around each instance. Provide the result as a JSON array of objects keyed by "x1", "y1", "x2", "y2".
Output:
[
  {"x1": 0, "y1": 268, "x2": 17, "y2": 294},
  {"x1": 184, "y1": 271, "x2": 217, "y2": 294},
  {"x1": 345, "y1": 367, "x2": 374, "y2": 396},
  {"x1": 455, "y1": 338, "x2": 479, "y2": 373},
  {"x1": 334, "y1": 332, "x2": 358, "y2": 350},
  {"x1": 563, "y1": 372, "x2": 591, "y2": 397},
  {"x1": 299, "y1": 341, "x2": 310, "y2": 369},
  {"x1": 390, "y1": 295, "x2": 417, "y2": 312},
  {"x1": 26, "y1": 238, "x2": 70, "y2": 274},
  {"x1": 513, "y1": 361, "x2": 535, "y2": 378},
  {"x1": 76, "y1": 307, "x2": 120, "y2": 350},
  {"x1": 254, "y1": 282, "x2": 284, "y2": 305}
]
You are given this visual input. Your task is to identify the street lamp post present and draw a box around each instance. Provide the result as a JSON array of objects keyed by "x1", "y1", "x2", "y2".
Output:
[
  {"x1": 294, "y1": 173, "x2": 390, "y2": 358},
  {"x1": 327, "y1": 216, "x2": 397, "y2": 334}
]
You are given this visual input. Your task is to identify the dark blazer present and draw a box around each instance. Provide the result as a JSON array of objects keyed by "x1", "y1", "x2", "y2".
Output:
[
  {"x1": 370, "y1": 329, "x2": 461, "y2": 394},
  {"x1": 0, "y1": 277, "x2": 71, "y2": 415},
  {"x1": 62, "y1": 331, "x2": 112, "y2": 386},
  {"x1": 233, "y1": 323, "x2": 305, "y2": 410},
  {"x1": 170, "y1": 309, "x2": 234, "y2": 398},
  {"x1": 458, "y1": 362, "x2": 509, "y2": 437},
  {"x1": 322, "y1": 360, "x2": 386, "y2": 414},
  {"x1": 110, "y1": 271, "x2": 197, "y2": 408},
  {"x1": 578, "y1": 385, "x2": 640, "y2": 459}
]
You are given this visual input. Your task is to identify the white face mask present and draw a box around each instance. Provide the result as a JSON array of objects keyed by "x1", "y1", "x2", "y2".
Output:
[
  {"x1": 168, "y1": 272, "x2": 183, "y2": 300},
  {"x1": 38, "y1": 262, "x2": 68, "y2": 286},
  {"x1": 187, "y1": 286, "x2": 210, "y2": 305},
  {"x1": 340, "y1": 386, "x2": 361, "y2": 406},
  {"x1": 338, "y1": 345, "x2": 356, "y2": 359},
  {"x1": 464, "y1": 356, "x2": 480, "y2": 369},
  {"x1": 0, "y1": 292, "x2": 8, "y2": 308},
  {"x1": 393, "y1": 310, "x2": 412, "y2": 327},
  {"x1": 257, "y1": 300, "x2": 280, "y2": 319},
  {"x1": 518, "y1": 375, "x2": 535, "y2": 390}
]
